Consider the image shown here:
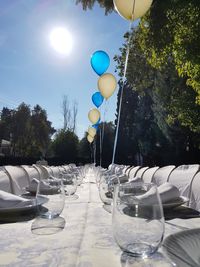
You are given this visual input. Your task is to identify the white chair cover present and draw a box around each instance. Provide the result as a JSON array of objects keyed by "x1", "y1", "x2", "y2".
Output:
[
  {"x1": 128, "y1": 166, "x2": 141, "y2": 180},
  {"x1": 4, "y1": 166, "x2": 30, "y2": 195},
  {"x1": 168, "y1": 164, "x2": 200, "y2": 201},
  {"x1": 143, "y1": 166, "x2": 160, "y2": 183},
  {"x1": 33, "y1": 165, "x2": 52, "y2": 179},
  {"x1": 0, "y1": 167, "x2": 12, "y2": 193},
  {"x1": 49, "y1": 166, "x2": 61, "y2": 178},
  {"x1": 152, "y1": 165, "x2": 175, "y2": 186},
  {"x1": 21, "y1": 165, "x2": 41, "y2": 181},
  {"x1": 190, "y1": 171, "x2": 200, "y2": 211},
  {"x1": 135, "y1": 167, "x2": 149, "y2": 179}
]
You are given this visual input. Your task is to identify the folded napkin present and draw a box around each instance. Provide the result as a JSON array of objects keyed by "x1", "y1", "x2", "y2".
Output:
[
  {"x1": 27, "y1": 178, "x2": 58, "y2": 194},
  {"x1": 0, "y1": 190, "x2": 32, "y2": 208},
  {"x1": 138, "y1": 182, "x2": 180, "y2": 204},
  {"x1": 129, "y1": 177, "x2": 142, "y2": 183},
  {"x1": 106, "y1": 174, "x2": 128, "y2": 185}
]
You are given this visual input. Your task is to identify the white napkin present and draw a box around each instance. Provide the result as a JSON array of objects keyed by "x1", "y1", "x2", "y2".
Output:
[
  {"x1": 129, "y1": 177, "x2": 142, "y2": 183},
  {"x1": 107, "y1": 174, "x2": 128, "y2": 185},
  {"x1": 138, "y1": 182, "x2": 180, "y2": 204},
  {"x1": 28, "y1": 178, "x2": 58, "y2": 193},
  {"x1": 0, "y1": 190, "x2": 32, "y2": 208}
]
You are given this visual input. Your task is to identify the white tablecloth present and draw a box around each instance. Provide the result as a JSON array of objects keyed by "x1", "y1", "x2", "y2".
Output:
[{"x1": 0, "y1": 170, "x2": 200, "y2": 267}]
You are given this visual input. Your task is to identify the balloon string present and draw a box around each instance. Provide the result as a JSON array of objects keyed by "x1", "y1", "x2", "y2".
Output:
[
  {"x1": 93, "y1": 139, "x2": 96, "y2": 165},
  {"x1": 100, "y1": 100, "x2": 108, "y2": 166},
  {"x1": 99, "y1": 105, "x2": 102, "y2": 167},
  {"x1": 90, "y1": 143, "x2": 93, "y2": 163},
  {"x1": 112, "y1": 21, "x2": 133, "y2": 164},
  {"x1": 131, "y1": 0, "x2": 136, "y2": 20},
  {"x1": 99, "y1": 126, "x2": 102, "y2": 166}
]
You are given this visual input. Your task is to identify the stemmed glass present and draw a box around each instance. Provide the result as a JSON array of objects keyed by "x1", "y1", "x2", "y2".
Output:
[{"x1": 112, "y1": 182, "x2": 165, "y2": 257}]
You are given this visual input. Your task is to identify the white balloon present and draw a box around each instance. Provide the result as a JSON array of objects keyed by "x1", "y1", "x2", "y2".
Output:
[
  {"x1": 88, "y1": 108, "x2": 101, "y2": 124},
  {"x1": 113, "y1": 0, "x2": 153, "y2": 21},
  {"x1": 88, "y1": 127, "x2": 97, "y2": 138},
  {"x1": 98, "y1": 73, "x2": 117, "y2": 100},
  {"x1": 87, "y1": 135, "x2": 94, "y2": 143}
]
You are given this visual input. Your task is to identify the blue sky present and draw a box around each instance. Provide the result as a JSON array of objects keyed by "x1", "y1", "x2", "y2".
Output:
[{"x1": 0, "y1": 0, "x2": 130, "y2": 139}]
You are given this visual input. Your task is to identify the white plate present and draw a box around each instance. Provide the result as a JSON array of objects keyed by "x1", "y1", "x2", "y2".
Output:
[
  {"x1": 0, "y1": 196, "x2": 48, "y2": 213},
  {"x1": 162, "y1": 196, "x2": 188, "y2": 209},
  {"x1": 163, "y1": 228, "x2": 200, "y2": 267}
]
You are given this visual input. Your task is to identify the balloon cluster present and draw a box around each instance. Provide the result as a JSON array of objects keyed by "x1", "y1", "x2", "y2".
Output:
[{"x1": 87, "y1": 50, "x2": 117, "y2": 143}]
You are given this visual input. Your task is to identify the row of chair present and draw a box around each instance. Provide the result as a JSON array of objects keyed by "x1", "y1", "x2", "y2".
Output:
[
  {"x1": 109, "y1": 164, "x2": 200, "y2": 211},
  {"x1": 0, "y1": 164, "x2": 75, "y2": 195}
]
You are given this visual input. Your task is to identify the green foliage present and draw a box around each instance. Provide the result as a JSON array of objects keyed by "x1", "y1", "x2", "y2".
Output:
[
  {"x1": 0, "y1": 103, "x2": 55, "y2": 157},
  {"x1": 51, "y1": 129, "x2": 79, "y2": 163},
  {"x1": 95, "y1": 122, "x2": 115, "y2": 167},
  {"x1": 79, "y1": 132, "x2": 91, "y2": 163},
  {"x1": 75, "y1": 0, "x2": 114, "y2": 14},
  {"x1": 139, "y1": 0, "x2": 200, "y2": 103}
]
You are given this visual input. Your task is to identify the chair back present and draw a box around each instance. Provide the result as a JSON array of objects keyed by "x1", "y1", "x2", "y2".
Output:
[
  {"x1": 168, "y1": 164, "x2": 200, "y2": 201},
  {"x1": 152, "y1": 165, "x2": 175, "y2": 186},
  {"x1": 190, "y1": 171, "x2": 200, "y2": 211}
]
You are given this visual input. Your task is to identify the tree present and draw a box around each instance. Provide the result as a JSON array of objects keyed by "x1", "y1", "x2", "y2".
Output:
[
  {"x1": 12, "y1": 103, "x2": 32, "y2": 157},
  {"x1": 62, "y1": 95, "x2": 78, "y2": 133},
  {"x1": 75, "y1": 0, "x2": 114, "y2": 14},
  {"x1": 95, "y1": 122, "x2": 115, "y2": 167},
  {"x1": 79, "y1": 132, "x2": 92, "y2": 164},
  {"x1": 52, "y1": 129, "x2": 79, "y2": 163},
  {"x1": 0, "y1": 103, "x2": 56, "y2": 158},
  {"x1": 139, "y1": 0, "x2": 200, "y2": 103},
  {"x1": 31, "y1": 105, "x2": 56, "y2": 157},
  {"x1": 0, "y1": 107, "x2": 14, "y2": 141},
  {"x1": 114, "y1": 27, "x2": 200, "y2": 164}
]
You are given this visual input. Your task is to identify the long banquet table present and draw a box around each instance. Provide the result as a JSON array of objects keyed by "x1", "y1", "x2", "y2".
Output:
[{"x1": 0, "y1": 169, "x2": 200, "y2": 267}]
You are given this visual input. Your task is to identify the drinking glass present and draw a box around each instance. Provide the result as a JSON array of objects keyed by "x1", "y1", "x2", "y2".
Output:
[
  {"x1": 112, "y1": 182, "x2": 165, "y2": 257},
  {"x1": 99, "y1": 174, "x2": 117, "y2": 205},
  {"x1": 62, "y1": 173, "x2": 78, "y2": 200},
  {"x1": 36, "y1": 178, "x2": 65, "y2": 219}
]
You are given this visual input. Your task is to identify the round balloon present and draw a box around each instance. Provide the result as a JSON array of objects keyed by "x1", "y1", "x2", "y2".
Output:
[
  {"x1": 92, "y1": 92, "x2": 104, "y2": 108},
  {"x1": 88, "y1": 127, "x2": 96, "y2": 138},
  {"x1": 91, "y1": 50, "x2": 110, "y2": 76},
  {"x1": 87, "y1": 135, "x2": 94, "y2": 143},
  {"x1": 88, "y1": 108, "x2": 101, "y2": 124},
  {"x1": 113, "y1": 0, "x2": 153, "y2": 21},
  {"x1": 92, "y1": 124, "x2": 99, "y2": 130},
  {"x1": 97, "y1": 73, "x2": 117, "y2": 100}
]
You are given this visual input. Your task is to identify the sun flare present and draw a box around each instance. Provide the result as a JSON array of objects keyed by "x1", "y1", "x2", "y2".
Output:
[{"x1": 49, "y1": 27, "x2": 73, "y2": 55}]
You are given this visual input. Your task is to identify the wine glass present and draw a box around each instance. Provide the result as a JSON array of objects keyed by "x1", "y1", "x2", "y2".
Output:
[
  {"x1": 112, "y1": 182, "x2": 165, "y2": 257},
  {"x1": 36, "y1": 178, "x2": 65, "y2": 219}
]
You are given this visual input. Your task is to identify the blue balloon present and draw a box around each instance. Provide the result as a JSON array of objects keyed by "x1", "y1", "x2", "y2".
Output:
[
  {"x1": 92, "y1": 92, "x2": 104, "y2": 108},
  {"x1": 92, "y1": 119, "x2": 100, "y2": 130},
  {"x1": 90, "y1": 50, "x2": 110, "y2": 76}
]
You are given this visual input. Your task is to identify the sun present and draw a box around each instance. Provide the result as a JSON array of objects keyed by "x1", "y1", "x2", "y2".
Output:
[{"x1": 49, "y1": 27, "x2": 73, "y2": 55}]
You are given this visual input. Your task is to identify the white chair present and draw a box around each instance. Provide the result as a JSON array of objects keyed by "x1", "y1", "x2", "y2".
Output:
[
  {"x1": 168, "y1": 164, "x2": 200, "y2": 201},
  {"x1": 142, "y1": 167, "x2": 160, "y2": 183},
  {"x1": 122, "y1": 166, "x2": 130, "y2": 174},
  {"x1": 135, "y1": 167, "x2": 149, "y2": 179},
  {"x1": 152, "y1": 165, "x2": 176, "y2": 186},
  {"x1": 33, "y1": 165, "x2": 52, "y2": 179},
  {"x1": 128, "y1": 166, "x2": 141, "y2": 180},
  {"x1": 50, "y1": 166, "x2": 61, "y2": 177},
  {"x1": 0, "y1": 167, "x2": 12, "y2": 193},
  {"x1": 190, "y1": 171, "x2": 200, "y2": 211},
  {"x1": 21, "y1": 165, "x2": 41, "y2": 181},
  {"x1": 4, "y1": 166, "x2": 30, "y2": 195},
  {"x1": 125, "y1": 166, "x2": 132, "y2": 176}
]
